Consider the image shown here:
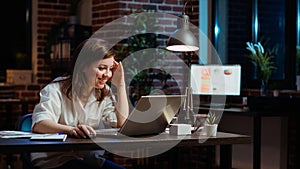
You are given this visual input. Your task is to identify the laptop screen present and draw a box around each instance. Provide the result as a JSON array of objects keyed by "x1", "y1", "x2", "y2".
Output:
[{"x1": 119, "y1": 95, "x2": 185, "y2": 136}]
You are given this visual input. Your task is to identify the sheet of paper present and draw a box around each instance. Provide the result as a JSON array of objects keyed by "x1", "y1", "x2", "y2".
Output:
[
  {"x1": 0, "y1": 130, "x2": 34, "y2": 138},
  {"x1": 30, "y1": 134, "x2": 67, "y2": 142}
]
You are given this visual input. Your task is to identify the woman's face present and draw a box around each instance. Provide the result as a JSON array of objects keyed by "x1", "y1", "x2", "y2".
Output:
[
  {"x1": 95, "y1": 57, "x2": 115, "y2": 89},
  {"x1": 84, "y1": 57, "x2": 115, "y2": 89}
]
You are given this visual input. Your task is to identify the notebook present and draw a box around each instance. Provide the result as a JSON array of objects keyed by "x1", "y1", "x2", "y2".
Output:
[{"x1": 95, "y1": 95, "x2": 185, "y2": 137}]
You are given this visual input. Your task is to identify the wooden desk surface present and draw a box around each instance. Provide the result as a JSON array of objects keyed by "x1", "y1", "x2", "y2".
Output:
[{"x1": 0, "y1": 132, "x2": 251, "y2": 154}]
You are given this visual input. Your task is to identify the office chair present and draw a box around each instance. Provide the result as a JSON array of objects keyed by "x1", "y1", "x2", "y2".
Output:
[
  {"x1": 18, "y1": 113, "x2": 32, "y2": 132},
  {"x1": 16, "y1": 113, "x2": 36, "y2": 169}
]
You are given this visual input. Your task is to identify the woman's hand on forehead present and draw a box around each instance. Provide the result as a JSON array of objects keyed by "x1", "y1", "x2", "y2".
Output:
[{"x1": 111, "y1": 61, "x2": 125, "y2": 87}]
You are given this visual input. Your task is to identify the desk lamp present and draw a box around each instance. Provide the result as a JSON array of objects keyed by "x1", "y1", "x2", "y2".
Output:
[
  {"x1": 166, "y1": 0, "x2": 199, "y2": 125},
  {"x1": 166, "y1": 0, "x2": 199, "y2": 52}
]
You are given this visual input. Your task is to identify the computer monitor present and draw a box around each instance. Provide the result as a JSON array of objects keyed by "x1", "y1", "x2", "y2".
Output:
[{"x1": 190, "y1": 64, "x2": 241, "y2": 96}]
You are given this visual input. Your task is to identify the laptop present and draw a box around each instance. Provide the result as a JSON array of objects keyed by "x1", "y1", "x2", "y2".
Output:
[{"x1": 95, "y1": 95, "x2": 185, "y2": 137}]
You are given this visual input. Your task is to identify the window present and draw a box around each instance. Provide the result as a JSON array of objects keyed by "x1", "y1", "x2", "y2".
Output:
[
  {"x1": 0, "y1": 0, "x2": 31, "y2": 82},
  {"x1": 213, "y1": 0, "x2": 297, "y2": 89}
]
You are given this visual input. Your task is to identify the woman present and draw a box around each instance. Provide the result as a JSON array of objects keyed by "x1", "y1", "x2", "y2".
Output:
[{"x1": 31, "y1": 38, "x2": 129, "y2": 169}]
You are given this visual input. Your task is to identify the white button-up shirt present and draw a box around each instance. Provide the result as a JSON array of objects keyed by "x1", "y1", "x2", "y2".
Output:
[{"x1": 31, "y1": 80, "x2": 117, "y2": 168}]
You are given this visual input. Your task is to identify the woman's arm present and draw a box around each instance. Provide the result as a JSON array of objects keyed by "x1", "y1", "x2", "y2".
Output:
[
  {"x1": 32, "y1": 119, "x2": 73, "y2": 134},
  {"x1": 33, "y1": 120, "x2": 96, "y2": 138},
  {"x1": 32, "y1": 83, "x2": 96, "y2": 138},
  {"x1": 111, "y1": 61, "x2": 129, "y2": 127}
]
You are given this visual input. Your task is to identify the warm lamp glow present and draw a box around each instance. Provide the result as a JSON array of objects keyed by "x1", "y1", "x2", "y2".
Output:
[{"x1": 166, "y1": 45, "x2": 199, "y2": 52}]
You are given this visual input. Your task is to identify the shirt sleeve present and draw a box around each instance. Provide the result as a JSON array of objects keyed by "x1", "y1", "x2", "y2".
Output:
[{"x1": 31, "y1": 83, "x2": 63, "y2": 129}]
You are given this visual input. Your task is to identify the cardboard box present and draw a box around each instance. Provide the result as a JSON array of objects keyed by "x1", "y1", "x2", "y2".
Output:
[{"x1": 6, "y1": 69, "x2": 32, "y2": 84}]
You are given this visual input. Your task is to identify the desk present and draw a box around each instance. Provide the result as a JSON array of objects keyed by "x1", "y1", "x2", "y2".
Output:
[
  {"x1": 0, "y1": 132, "x2": 251, "y2": 169},
  {"x1": 0, "y1": 99, "x2": 36, "y2": 129},
  {"x1": 198, "y1": 97, "x2": 299, "y2": 169}
]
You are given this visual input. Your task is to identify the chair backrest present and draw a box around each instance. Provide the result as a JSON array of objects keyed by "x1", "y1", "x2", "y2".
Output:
[
  {"x1": 18, "y1": 114, "x2": 32, "y2": 132},
  {"x1": 16, "y1": 114, "x2": 35, "y2": 169}
]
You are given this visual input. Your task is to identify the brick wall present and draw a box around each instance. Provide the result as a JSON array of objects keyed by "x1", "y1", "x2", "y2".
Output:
[{"x1": 15, "y1": 0, "x2": 199, "y2": 102}]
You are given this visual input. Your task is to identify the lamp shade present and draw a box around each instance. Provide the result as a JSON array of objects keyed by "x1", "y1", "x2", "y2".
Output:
[{"x1": 166, "y1": 14, "x2": 199, "y2": 52}]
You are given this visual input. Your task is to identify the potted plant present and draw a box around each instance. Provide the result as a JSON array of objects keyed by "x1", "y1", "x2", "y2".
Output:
[
  {"x1": 204, "y1": 112, "x2": 220, "y2": 136},
  {"x1": 245, "y1": 41, "x2": 277, "y2": 96}
]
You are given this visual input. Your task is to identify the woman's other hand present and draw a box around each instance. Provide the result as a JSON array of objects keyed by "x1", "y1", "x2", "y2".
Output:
[{"x1": 68, "y1": 124, "x2": 96, "y2": 138}]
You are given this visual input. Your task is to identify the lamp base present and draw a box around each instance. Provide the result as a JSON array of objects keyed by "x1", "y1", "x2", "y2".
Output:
[{"x1": 177, "y1": 109, "x2": 195, "y2": 126}]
